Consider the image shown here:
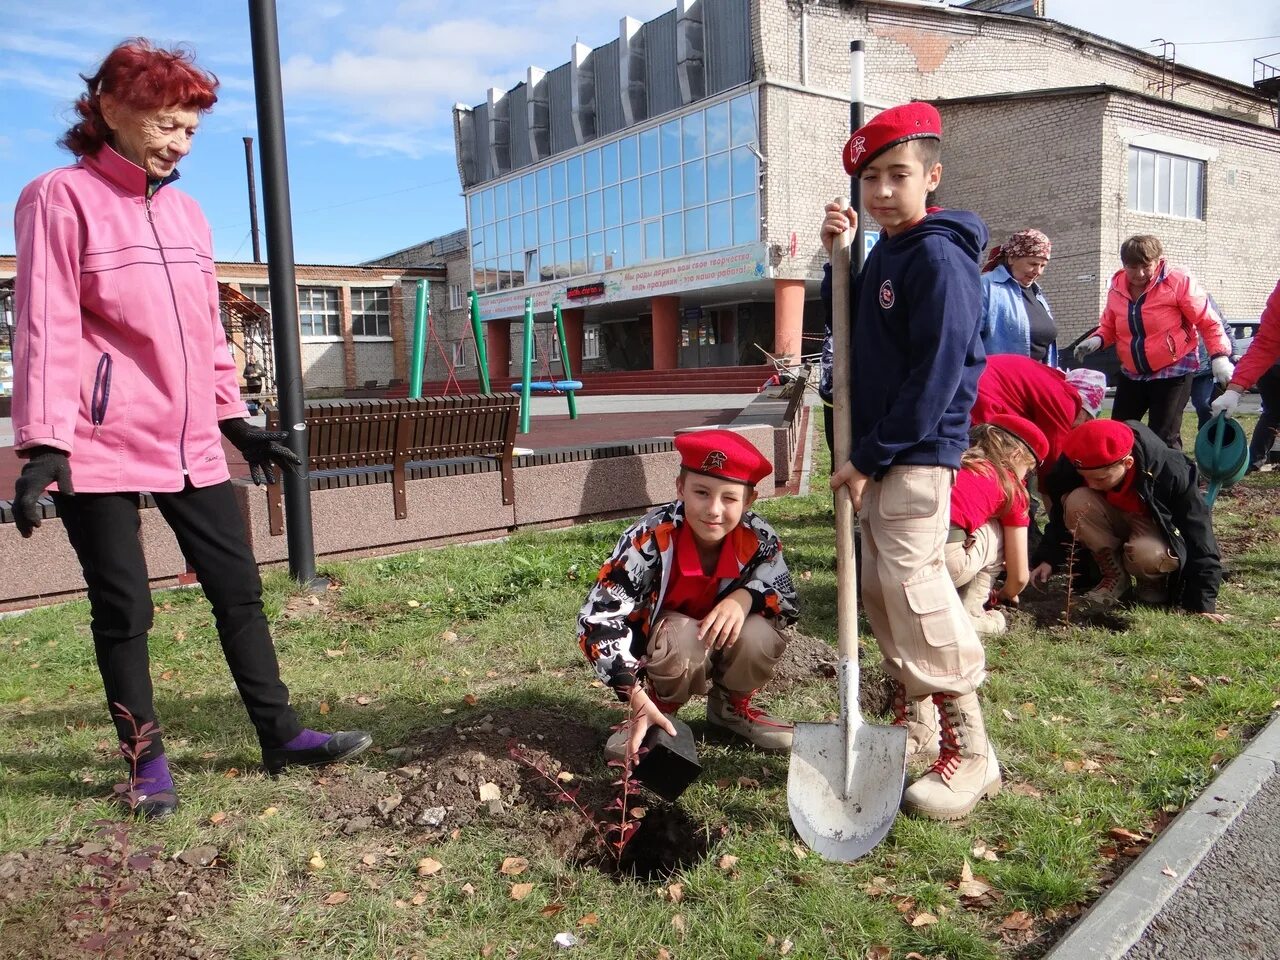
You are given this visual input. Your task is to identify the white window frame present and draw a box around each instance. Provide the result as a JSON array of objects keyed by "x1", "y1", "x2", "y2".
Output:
[
  {"x1": 583, "y1": 323, "x2": 601, "y2": 361},
  {"x1": 239, "y1": 283, "x2": 271, "y2": 310},
  {"x1": 1127, "y1": 146, "x2": 1206, "y2": 221},
  {"x1": 298, "y1": 286, "x2": 341, "y2": 339},
  {"x1": 451, "y1": 340, "x2": 474, "y2": 368},
  {"x1": 351, "y1": 287, "x2": 392, "y2": 340},
  {"x1": 449, "y1": 283, "x2": 465, "y2": 310}
]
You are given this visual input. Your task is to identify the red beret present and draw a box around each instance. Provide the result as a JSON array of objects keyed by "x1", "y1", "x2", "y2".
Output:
[
  {"x1": 987, "y1": 414, "x2": 1049, "y2": 465},
  {"x1": 1063, "y1": 419, "x2": 1135, "y2": 470},
  {"x1": 843, "y1": 103, "x2": 942, "y2": 176},
  {"x1": 674, "y1": 429, "x2": 772, "y2": 486}
]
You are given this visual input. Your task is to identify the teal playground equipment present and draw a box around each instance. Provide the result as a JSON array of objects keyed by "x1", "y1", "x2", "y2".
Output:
[
  {"x1": 1194, "y1": 412, "x2": 1250, "y2": 506},
  {"x1": 408, "y1": 279, "x2": 485, "y2": 397},
  {"x1": 510, "y1": 297, "x2": 581, "y2": 433}
]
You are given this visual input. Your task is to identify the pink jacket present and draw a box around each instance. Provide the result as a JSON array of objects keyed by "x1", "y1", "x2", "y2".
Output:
[
  {"x1": 13, "y1": 146, "x2": 247, "y2": 493},
  {"x1": 1097, "y1": 260, "x2": 1230, "y2": 377},
  {"x1": 1232, "y1": 279, "x2": 1280, "y2": 391}
]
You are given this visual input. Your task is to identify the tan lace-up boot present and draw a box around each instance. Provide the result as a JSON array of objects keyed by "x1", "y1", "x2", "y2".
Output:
[
  {"x1": 706, "y1": 687, "x2": 793, "y2": 751},
  {"x1": 891, "y1": 682, "x2": 940, "y2": 761},
  {"x1": 901, "y1": 692, "x2": 1001, "y2": 821},
  {"x1": 1083, "y1": 547, "x2": 1130, "y2": 606},
  {"x1": 957, "y1": 570, "x2": 1007, "y2": 635}
]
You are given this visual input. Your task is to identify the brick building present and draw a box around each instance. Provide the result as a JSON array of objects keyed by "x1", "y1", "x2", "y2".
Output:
[
  {"x1": 451, "y1": 0, "x2": 1280, "y2": 383},
  {"x1": 0, "y1": 255, "x2": 442, "y2": 399}
]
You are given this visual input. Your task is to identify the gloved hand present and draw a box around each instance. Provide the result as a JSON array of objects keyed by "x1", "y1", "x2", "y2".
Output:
[
  {"x1": 13, "y1": 447, "x2": 74, "y2": 538},
  {"x1": 219, "y1": 418, "x2": 302, "y2": 486},
  {"x1": 1074, "y1": 335, "x2": 1103, "y2": 361},
  {"x1": 1210, "y1": 356, "x2": 1235, "y2": 387},
  {"x1": 1210, "y1": 388, "x2": 1241, "y2": 416}
]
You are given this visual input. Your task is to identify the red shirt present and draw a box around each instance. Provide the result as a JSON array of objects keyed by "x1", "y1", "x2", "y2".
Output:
[
  {"x1": 661, "y1": 522, "x2": 740, "y2": 620},
  {"x1": 1104, "y1": 465, "x2": 1147, "y2": 515},
  {"x1": 950, "y1": 462, "x2": 1030, "y2": 533},
  {"x1": 972, "y1": 355, "x2": 1081, "y2": 469}
]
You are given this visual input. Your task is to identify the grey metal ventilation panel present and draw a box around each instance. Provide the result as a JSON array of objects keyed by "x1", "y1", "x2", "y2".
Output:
[
  {"x1": 548, "y1": 64, "x2": 574, "y2": 154},
  {"x1": 509, "y1": 83, "x2": 531, "y2": 170},
  {"x1": 472, "y1": 101, "x2": 493, "y2": 182},
  {"x1": 644, "y1": 11, "x2": 680, "y2": 117},
  {"x1": 594, "y1": 41, "x2": 623, "y2": 137},
  {"x1": 705, "y1": 0, "x2": 752, "y2": 94}
]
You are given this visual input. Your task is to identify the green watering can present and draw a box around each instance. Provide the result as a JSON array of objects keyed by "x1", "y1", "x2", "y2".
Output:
[{"x1": 1194, "y1": 412, "x2": 1250, "y2": 506}]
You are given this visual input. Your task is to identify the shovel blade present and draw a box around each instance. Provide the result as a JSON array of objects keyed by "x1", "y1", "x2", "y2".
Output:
[{"x1": 787, "y1": 719, "x2": 907, "y2": 862}]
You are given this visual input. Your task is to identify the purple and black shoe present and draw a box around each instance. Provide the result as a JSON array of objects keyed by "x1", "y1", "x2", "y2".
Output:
[
  {"x1": 129, "y1": 754, "x2": 179, "y2": 821},
  {"x1": 262, "y1": 729, "x2": 373, "y2": 776}
]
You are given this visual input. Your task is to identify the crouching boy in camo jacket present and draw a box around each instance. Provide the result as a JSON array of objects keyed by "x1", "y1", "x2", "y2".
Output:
[{"x1": 577, "y1": 429, "x2": 799, "y2": 762}]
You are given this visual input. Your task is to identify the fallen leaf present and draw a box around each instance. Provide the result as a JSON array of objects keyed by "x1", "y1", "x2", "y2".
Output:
[
  {"x1": 717, "y1": 854, "x2": 739, "y2": 872},
  {"x1": 557, "y1": 771, "x2": 575, "y2": 783},
  {"x1": 307, "y1": 851, "x2": 326, "y2": 872},
  {"x1": 672, "y1": 913, "x2": 686, "y2": 934},
  {"x1": 510, "y1": 882, "x2": 534, "y2": 901},
  {"x1": 1063, "y1": 760, "x2": 1083, "y2": 773},
  {"x1": 208, "y1": 811, "x2": 227, "y2": 825},
  {"x1": 958, "y1": 861, "x2": 994, "y2": 900},
  {"x1": 1161, "y1": 866, "x2": 1177, "y2": 878},
  {"x1": 1000, "y1": 910, "x2": 1034, "y2": 931},
  {"x1": 657, "y1": 949, "x2": 672, "y2": 960},
  {"x1": 441, "y1": 630, "x2": 458, "y2": 642},
  {"x1": 1108, "y1": 827, "x2": 1146, "y2": 844},
  {"x1": 407, "y1": 599, "x2": 420, "y2": 608},
  {"x1": 481, "y1": 945, "x2": 494, "y2": 958},
  {"x1": 223, "y1": 768, "x2": 240, "y2": 779},
  {"x1": 737, "y1": 777, "x2": 760, "y2": 788},
  {"x1": 1187, "y1": 674, "x2": 1206, "y2": 688},
  {"x1": 323, "y1": 891, "x2": 349, "y2": 906},
  {"x1": 553, "y1": 932, "x2": 578, "y2": 949},
  {"x1": 360, "y1": 853, "x2": 379, "y2": 866},
  {"x1": 862, "y1": 876, "x2": 891, "y2": 896},
  {"x1": 463, "y1": 694, "x2": 478, "y2": 706},
  {"x1": 578, "y1": 913, "x2": 598, "y2": 926},
  {"x1": 779, "y1": 939, "x2": 794, "y2": 955},
  {"x1": 479, "y1": 783, "x2": 501, "y2": 802},
  {"x1": 667, "y1": 883, "x2": 684, "y2": 903},
  {"x1": 905, "y1": 954, "x2": 930, "y2": 960},
  {"x1": 318, "y1": 701, "x2": 331, "y2": 715},
  {"x1": 971, "y1": 843, "x2": 1000, "y2": 862},
  {"x1": 176, "y1": 845, "x2": 219, "y2": 867},
  {"x1": 1009, "y1": 782, "x2": 1042, "y2": 798},
  {"x1": 461, "y1": 883, "x2": 475, "y2": 897},
  {"x1": 442, "y1": 707, "x2": 456, "y2": 714},
  {"x1": 410, "y1": 892, "x2": 427, "y2": 906},
  {"x1": 1001, "y1": 708, "x2": 1017, "y2": 722},
  {"x1": 416, "y1": 857, "x2": 443, "y2": 876},
  {"x1": 1020, "y1": 702, "x2": 1038, "y2": 716},
  {"x1": 260, "y1": 806, "x2": 279, "y2": 819},
  {"x1": 1215, "y1": 727, "x2": 1231, "y2": 740},
  {"x1": 540, "y1": 903, "x2": 566, "y2": 917},
  {"x1": 910, "y1": 911, "x2": 938, "y2": 927},
  {"x1": 160, "y1": 670, "x2": 174, "y2": 681},
  {"x1": 1081, "y1": 758, "x2": 1102, "y2": 771},
  {"x1": 325, "y1": 648, "x2": 345, "y2": 658},
  {"x1": 792, "y1": 845, "x2": 808, "y2": 860},
  {"x1": 355, "y1": 695, "x2": 372, "y2": 706},
  {"x1": 630, "y1": 806, "x2": 647, "y2": 819},
  {"x1": 865, "y1": 947, "x2": 891, "y2": 960},
  {"x1": 500, "y1": 856, "x2": 529, "y2": 876}
]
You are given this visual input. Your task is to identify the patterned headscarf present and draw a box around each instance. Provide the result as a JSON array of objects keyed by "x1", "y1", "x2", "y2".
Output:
[
  {"x1": 1065, "y1": 367, "x2": 1108, "y2": 418},
  {"x1": 982, "y1": 228, "x2": 1052, "y2": 274}
]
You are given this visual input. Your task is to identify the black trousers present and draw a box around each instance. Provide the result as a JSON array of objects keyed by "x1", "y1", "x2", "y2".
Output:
[
  {"x1": 1111, "y1": 373, "x2": 1194, "y2": 449},
  {"x1": 55, "y1": 481, "x2": 302, "y2": 763}
]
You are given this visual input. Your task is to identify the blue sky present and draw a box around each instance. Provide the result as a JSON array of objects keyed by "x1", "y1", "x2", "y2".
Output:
[{"x1": 1, "y1": 0, "x2": 1274, "y2": 264}]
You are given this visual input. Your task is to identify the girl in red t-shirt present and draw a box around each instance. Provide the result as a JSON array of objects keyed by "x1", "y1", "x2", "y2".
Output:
[{"x1": 945, "y1": 415, "x2": 1048, "y2": 635}]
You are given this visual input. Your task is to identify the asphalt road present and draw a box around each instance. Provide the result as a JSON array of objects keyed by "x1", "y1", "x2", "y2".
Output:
[{"x1": 1124, "y1": 774, "x2": 1280, "y2": 960}]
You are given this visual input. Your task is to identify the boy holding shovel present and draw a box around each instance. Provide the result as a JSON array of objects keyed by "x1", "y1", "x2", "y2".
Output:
[
  {"x1": 821, "y1": 103, "x2": 996, "y2": 820},
  {"x1": 577, "y1": 430, "x2": 799, "y2": 763}
]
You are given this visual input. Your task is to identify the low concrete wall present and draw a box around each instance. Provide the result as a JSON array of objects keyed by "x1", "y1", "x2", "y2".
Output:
[{"x1": 0, "y1": 423, "x2": 793, "y2": 611}]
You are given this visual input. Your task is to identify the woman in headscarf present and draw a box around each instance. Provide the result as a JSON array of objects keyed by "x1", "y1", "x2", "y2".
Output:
[
  {"x1": 10, "y1": 39, "x2": 372, "y2": 820},
  {"x1": 979, "y1": 229, "x2": 1058, "y2": 365}
]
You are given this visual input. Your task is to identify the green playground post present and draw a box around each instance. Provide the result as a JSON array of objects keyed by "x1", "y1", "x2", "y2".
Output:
[
  {"x1": 468, "y1": 290, "x2": 490, "y2": 393},
  {"x1": 409, "y1": 279, "x2": 428, "y2": 399},
  {"x1": 553, "y1": 302, "x2": 578, "y2": 419},
  {"x1": 519, "y1": 296, "x2": 535, "y2": 434}
]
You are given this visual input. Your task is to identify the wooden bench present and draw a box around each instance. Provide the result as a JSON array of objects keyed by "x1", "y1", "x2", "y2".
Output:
[{"x1": 263, "y1": 393, "x2": 520, "y2": 536}]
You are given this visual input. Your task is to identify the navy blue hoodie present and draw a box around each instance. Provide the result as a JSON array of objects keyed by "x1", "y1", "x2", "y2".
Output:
[{"x1": 822, "y1": 209, "x2": 988, "y2": 478}]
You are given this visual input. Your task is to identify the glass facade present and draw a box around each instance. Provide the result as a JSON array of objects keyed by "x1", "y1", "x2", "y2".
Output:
[{"x1": 468, "y1": 91, "x2": 760, "y2": 294}]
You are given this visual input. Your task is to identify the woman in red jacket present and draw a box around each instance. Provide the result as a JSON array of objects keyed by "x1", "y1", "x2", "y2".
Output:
[
  {"x1": 1212, "y1": 279, "x2": 1280, "y2": 468},
  {"x1": 1075, "y1": 235, "x2": 1233, "y2": 450}
]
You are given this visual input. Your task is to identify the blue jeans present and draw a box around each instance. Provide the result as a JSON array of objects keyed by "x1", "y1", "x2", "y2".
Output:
[{"x1": 1190, "y1": 372, "x2": 1215, "y2": 428}]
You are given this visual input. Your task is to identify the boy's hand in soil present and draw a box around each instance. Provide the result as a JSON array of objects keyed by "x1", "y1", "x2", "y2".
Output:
[
  {"x1": 700, "y1": 589, "x2": 752, "y2": 651},
  {"x1": 626, "y1": 687, "x2": 678, "y2": 760},
  {"x1": 1030, "y1": 562, "x2": 1053, "y2": 586},
  {"x1": 1197, "y1": 612, "x2": 1230, "y2": 624}
]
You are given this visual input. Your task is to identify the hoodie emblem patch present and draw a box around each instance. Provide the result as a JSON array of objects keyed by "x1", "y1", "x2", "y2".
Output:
[{"x1": 879, "y1": 280, "x2": 895, "y2": 309}]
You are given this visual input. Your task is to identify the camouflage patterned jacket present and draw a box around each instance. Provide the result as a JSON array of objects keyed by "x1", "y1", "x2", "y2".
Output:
[{"x1": 577, "y1": 500, "x2": 799, "y2": 693}]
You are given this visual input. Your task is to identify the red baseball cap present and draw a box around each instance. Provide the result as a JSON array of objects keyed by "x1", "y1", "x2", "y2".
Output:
[
  {"x1": 843, "y1": 102, "x2": 942, "y2": 177},
  {"x1": 674, "y1": 429, "x2": 773, "y2": 486},
  {"x1": 1063, "y1": 419, "x2": 1135, "y2": 470},
  {"x1": 987, "y1": 414, "x2": 1049, "y2": 465}
]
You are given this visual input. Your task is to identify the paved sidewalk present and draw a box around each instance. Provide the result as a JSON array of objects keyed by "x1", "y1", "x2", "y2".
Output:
[{"x1": 1046, "y1": 713, "x2": 1280, "y2": 960}]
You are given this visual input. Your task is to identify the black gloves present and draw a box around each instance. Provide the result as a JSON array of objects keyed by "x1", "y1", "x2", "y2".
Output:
[
  {"x1": 13, "y1": 447, "x2": 74, "y2": 538},
  {"x1": 219, "y1": 418, "x2": 302, "y2": 486}
]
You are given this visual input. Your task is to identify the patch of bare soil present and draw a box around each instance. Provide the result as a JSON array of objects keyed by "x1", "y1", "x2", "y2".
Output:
[
  {"x1": 0, "y1": 840, "x2": 227, "y2": 960},
  {"x1": 772, "y1": 629, "x2": 895, "y2": 717},
  {"x1": 309, "y1": 706, "x2": 712, "y2": 879},
  {"x1": 1213, "y1": 478, "x2": 1280, "y2": 558}
]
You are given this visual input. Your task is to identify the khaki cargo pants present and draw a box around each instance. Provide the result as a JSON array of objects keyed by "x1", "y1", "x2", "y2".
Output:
[
  {"x1": 644, "y1": 611, "x2": 787, "y2": 705},
  {"x1": 1063, "y1": 487, "x2": 1180, "y2": 578},
  {"x1": 944, "y1": 518, "x2": 1004, "y2": 589},
  {"x1": 860, "y1": 465, "x2": 985, "y2": 698}
]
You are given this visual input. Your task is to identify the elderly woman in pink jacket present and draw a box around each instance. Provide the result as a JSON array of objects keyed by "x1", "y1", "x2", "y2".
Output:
[{"x1": 10, "y1": 40, "x2": 370, "y2": 819}]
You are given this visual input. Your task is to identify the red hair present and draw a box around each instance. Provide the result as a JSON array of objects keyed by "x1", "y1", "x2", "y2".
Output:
[{"x1": 60, "y1": 39, "x2": 219, "y2": 157}]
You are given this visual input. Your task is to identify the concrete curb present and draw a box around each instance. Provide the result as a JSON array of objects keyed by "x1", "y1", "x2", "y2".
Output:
[
  {"x1": 796, "y1": 399, "x2": 819, "y2": 496},
  {"x1": 1044, "y1": 711, "x2": 1280, "y2": 960}
]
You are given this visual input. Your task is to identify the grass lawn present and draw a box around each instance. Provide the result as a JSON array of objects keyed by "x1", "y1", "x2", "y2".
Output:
[{"x1": 1, "y1": 412, "x2": 1277, "y2": 960}]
